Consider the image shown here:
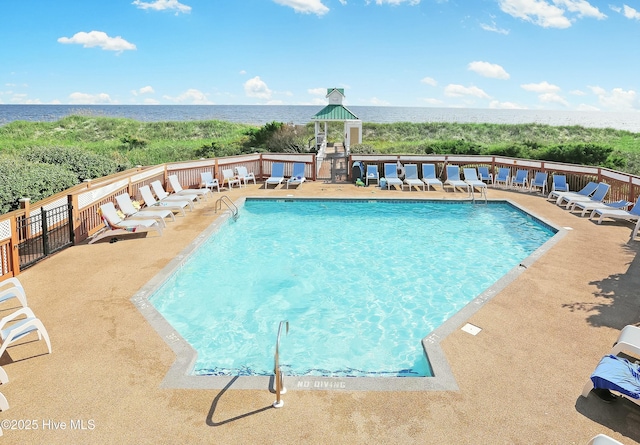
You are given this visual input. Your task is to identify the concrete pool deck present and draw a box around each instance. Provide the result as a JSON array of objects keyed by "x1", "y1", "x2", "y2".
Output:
[{"x1": 2, "y1": 182, "x2": 640, "y2": 444}]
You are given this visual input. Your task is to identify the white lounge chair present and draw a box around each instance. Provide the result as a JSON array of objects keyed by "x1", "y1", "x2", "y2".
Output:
[
  {"x1": 478, "y1": 166, "x2": 493, "y2": 184},
  {"x1": 383, "y1": 163, "x2": 403, "y2": 190},
  {"x1": 222, "y1": 169, "x2": 241, "y2": 189},
  {"x1": 571, "y1": 199, "x2": 631, "y2": 217},
  {"x1": 529, "y1": 172, "x2": 548, "y2": 195},
  {"x1": 235, "y1": 166, "x2": 256, "y2": 186},
  {"x1": 90, "y1": 202, "x2": 163, "y2": 244},
  {"x1": 403, "y1": 164, "x2": 423, "y2": 191},
  {"x1": 139, "y1": 185, "x2": 189, "y2": 215},
  {"x1": 590, "y1": 196, "x2": 640, "y2": 224},
  {"x1": 0, "y1": 390, "x2": 7, "y2": 411},
  {"x1": 266, "y1": 163, "x2": 285, "y2": 188},
  {"x1": 563, "y1": 182, "x2": 610, "y2": 209},
  {"x1": 445, "y1": 165, "x2": 470, "y2": 193},
  {"x1": 511, "y1": 169, "x2": 529, "y2": 189},
  {"x1": 463, "y1": 168, "x2": 488, "y2": 196},
  {"x1": 365, "y1": 164, "x2": 379, "y2": 186},
  {"x1": 287, "y1": 163, "x2": 306, "y2": 189},
  {"x1": 0, "y1": 277, "x2": 28, "y2": 308},
  {"x1": 586, "y1": 434, "x2": 624, "y2": 445},
  {"x1": 421, "y1": 164, "x2": 443, "y2": 191},
  {"x1": 548, "y1": 181, "x2": 598, "y2": 205},
  {"x1": 200, "y1": 171, "x2": 220, "y2": 193},
  {"x1": 0, "y1": 307, "x2": 52, "y2": 359},
  {"x1": 0, "y1": 365, "x2": 7, "y2": 384},
  {"x1": 610, "y1": 325, "x2": 640, "y2": 358},
  {"x1": 115, "y1": 192, "x2": 174, "y2": 227},
  {"x1": 168, "y1": 175, "x2": 211, "y2": 200},
  {"x1": 494, "y1": 167, "x2": 511, "y2": 188},
  {"x1": 152, "y1": 181, "x2": 199, "y2": 206}
]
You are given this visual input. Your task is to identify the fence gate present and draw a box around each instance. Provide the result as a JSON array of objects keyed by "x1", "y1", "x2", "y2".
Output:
[{"x1": 16, "y1": 203, "x2": 74, "y2": 270}]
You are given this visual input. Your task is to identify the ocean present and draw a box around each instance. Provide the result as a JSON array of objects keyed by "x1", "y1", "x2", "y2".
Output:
[{"x1": 1, "y1": 104, "x2": 640, "y2": 132}]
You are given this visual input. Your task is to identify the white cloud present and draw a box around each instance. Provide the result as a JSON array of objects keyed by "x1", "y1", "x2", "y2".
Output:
[
  {"x1": 553, "y1": 0, "x2": 606, "y2": 19},
  {"x1": 589, "y1": 86, "x2": 637, "y2": 111},
  {"x1": 623, "y1": 4, "x2": 640, "y2": 20},
  {"x1": 273, "y1": 0, "x2": 330, "y2": 15},
  {"x1": 368, "y1": 0, "x2": 421, "y2": 5},
  {"x1": 69, "y1": 92, "x2": 116, "y2": 104},
  {"x1": 569, "y1": 89, "x2": 586, "y2": 96},
  {"x1": 58, "y1": 31, "x2": 136, "y2": 52},
  {"x1": 420, "y1": 77, "x2": 438, "y2": 86},
  {"x1": 422, "y1": 98, "x2": 444, "y2": 105},
  {"x1": 132, "y1": 86, "x2": 155, "y2": 96},
  {"x1": 499, "y1": 0, "x2": 571, "y2": 28},
  {"x1": 244, "y1": 76, "x2": 272, "y2": 99},
  {"x1": 239, "y1": 70, "x2": 247, "y2": 75},
  {"x1": 480, "y1": 21, "x2": 510, "y2": 34},
  {"x1": 489, "y1": 100, "x2": 526, "y2": 109},
  {"x1": 132, "y1": 0, "x2": 191, "y2": 14},
  {"x1": 308, "y1": 88, "x2": 326, "y2": 96},
  {"x1": 498, "y1": 0, "x2": 605, "y2": 28},
  {"x1": 368, "y1": 97, "x2": 390, "y2": 105},
  {"x1": 162, "y1": 88, "x2": 214, "y2": 104},
  {"x1": 468, "y1": 61, "x2": 510, "y2": 79},
  {"x1": 444, "y1": 84, "x2": 491, "y2": 99},
  {"x1": 539, "y1": 92, "x2": 569, "y2": 106},
  {"x1": 143, "y1": 98, "x2": 161, "y2": 105},
  {"x1": 520, "y1": 81, "x2": 560, "y2": 93}
]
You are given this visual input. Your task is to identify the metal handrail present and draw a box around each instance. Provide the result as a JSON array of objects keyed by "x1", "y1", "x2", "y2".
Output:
[
  {"x1": 214, "y1": 195, "x2": 238, "y2": 219},
  {"x1": 272, "y1": 320, "x2": 289, "y2": 408}
]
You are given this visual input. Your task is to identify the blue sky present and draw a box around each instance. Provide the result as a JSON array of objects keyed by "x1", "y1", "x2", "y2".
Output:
[{"x1": 1, "y1": 0, "x2": 639, "y2": 111}]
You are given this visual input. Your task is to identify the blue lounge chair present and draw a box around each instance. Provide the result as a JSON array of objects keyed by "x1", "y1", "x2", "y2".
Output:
[
  {"x1": 590, "y1": 195, "x2": 640, "y2": 224},
  {"x1": 582, "y1": 354, "x2": 640, "y2": 405},
  {"x1": 266, "y1": 162, "x2": 285, "y2": 188},
  {"x1": 572, "y1": 199, "x2": 632, "y2": 217},
  {"x1": 383, "y1": 163, "x2": 403, "y2": 190},
  {"x1": 365, "y1": 164, "x2": 379, "y2": 186},
  {"x1": 478, "y1": 166, "x2": 493, "y2": 184},
  {"x1": 403, "y1": 164, "x2": 424, "y2": 191},
  {"x1": 494, "y1": 167, "x2": 511, "y2": 188},
  {"x1": 561, "y1": 182, "x2": 609, "y2": 209},
  {"x1": 286, "y1": 163, "x2": 306, "y2": 188},
  {"x1": 511, "y1": 169, "x2": 529, "y2": 189},
  {"x1": 421, "y1": 164, "x2": 442, "y2": 191},
  {"x1": 463, "y1": 168, "x2": 487, "y2": 195},
  {"x1": 529, "y1": 172, "x2": 548, "y2": 195},
  {"x1": 445, "y1": 166, "x2": 470, "y2": 193},
  {"x1": 548, "y1": 181, "x2": 598, "y2": 205},
  {"x1": 551, "y1": 174, "x2": 569, "y2": 193}
]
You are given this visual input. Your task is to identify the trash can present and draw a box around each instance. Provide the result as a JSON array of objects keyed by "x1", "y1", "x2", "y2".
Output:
[{"x1": 352, "y1": 161, "x2": 364, "y2": 183}]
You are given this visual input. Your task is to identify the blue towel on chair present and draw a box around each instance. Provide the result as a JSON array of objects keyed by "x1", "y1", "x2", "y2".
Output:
[{"x1": 591, "y1": 354, "x2": 640, "y2": 399}]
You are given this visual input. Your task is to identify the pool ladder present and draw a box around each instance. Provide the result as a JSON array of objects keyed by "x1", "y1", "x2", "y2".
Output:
[
  {"x1": 214, "y1": 195, "x2": 238, "y2": 220},
  {"x1": 272, "y1": 320, "x2": 289, "y2": 408}
]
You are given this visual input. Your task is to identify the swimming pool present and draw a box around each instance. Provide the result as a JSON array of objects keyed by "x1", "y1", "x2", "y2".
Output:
[{"x1": 148, "y1": 198, "x2": 556, "y2": 379}]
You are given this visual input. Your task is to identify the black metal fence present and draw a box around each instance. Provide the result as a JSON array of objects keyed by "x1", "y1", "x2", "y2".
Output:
[{"x1": 16, "y1": 203, "x2": 74, "y2": 270}]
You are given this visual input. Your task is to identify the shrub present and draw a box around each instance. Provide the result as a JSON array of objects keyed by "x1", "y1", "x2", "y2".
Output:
[
  {"x1": 19, "y1": 146, "x2": 121, "y2": 181},
  {"x1": 0, "y1": 157, "x2": 78, "y2": 214}
]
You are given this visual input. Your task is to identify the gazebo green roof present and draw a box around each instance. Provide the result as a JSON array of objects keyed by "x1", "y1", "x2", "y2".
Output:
[{"x1": 311, "y1": 104, "x2": 359, "y2": 121}]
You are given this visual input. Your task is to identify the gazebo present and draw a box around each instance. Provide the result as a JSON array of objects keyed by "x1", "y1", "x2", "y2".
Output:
[{"x1": 310, "y1": 88, "x2": 362, "y2": 154}]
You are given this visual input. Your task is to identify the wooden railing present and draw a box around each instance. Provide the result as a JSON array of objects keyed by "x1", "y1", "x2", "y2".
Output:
[
  {"x1": 2, "y1": 151, "x2": 640, "y2": 278},
  {"x1": 0, "y1": 153, "x2": 315, "y2": 278}
]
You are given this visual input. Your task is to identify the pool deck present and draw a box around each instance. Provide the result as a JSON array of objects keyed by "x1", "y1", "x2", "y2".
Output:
[{"x1": 2, "y1": 182, "x2": 640, "y2": 444}]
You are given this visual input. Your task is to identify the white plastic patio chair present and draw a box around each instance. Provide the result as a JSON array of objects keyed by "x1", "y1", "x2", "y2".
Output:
[
  {"x1": 222, "y1": 169, "x2": 241, "y2": 189},
  {"x1": 115, "y1": 192, "x2": 174, "y2": 227},
  {"x1": 0, "y1": 307, "x2": 52, "y2": 359},
  {"x1": 235, "y1": 166, "x2": 256, "y2": 186},
  {"x1": 168, "y1": 175, "x2": 211, "y2": 200},
  {"x1": 200, "y1": 171, "x2": 220, "y2": 193},
  {"x1": 139, "y1": 185, "x2": 189, "y2": 215}
]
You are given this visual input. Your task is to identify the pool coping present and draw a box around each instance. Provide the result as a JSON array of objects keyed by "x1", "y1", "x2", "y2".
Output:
[{"x1": 130, "y1": 197, "x2": 566, "y2": 392}]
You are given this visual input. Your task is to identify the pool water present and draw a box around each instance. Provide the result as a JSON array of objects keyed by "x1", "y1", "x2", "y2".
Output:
[{"x1": 150, "y1": 199, "x2": 555, "y2": 377}]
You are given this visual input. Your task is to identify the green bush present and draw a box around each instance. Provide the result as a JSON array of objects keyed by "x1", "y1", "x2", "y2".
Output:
[
  {"x1": 19, "y1": 146, "x2": 122, "y2": 181},
  {"x1": 0, "y1": 157, "x2": 78, "y2": 214}
]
